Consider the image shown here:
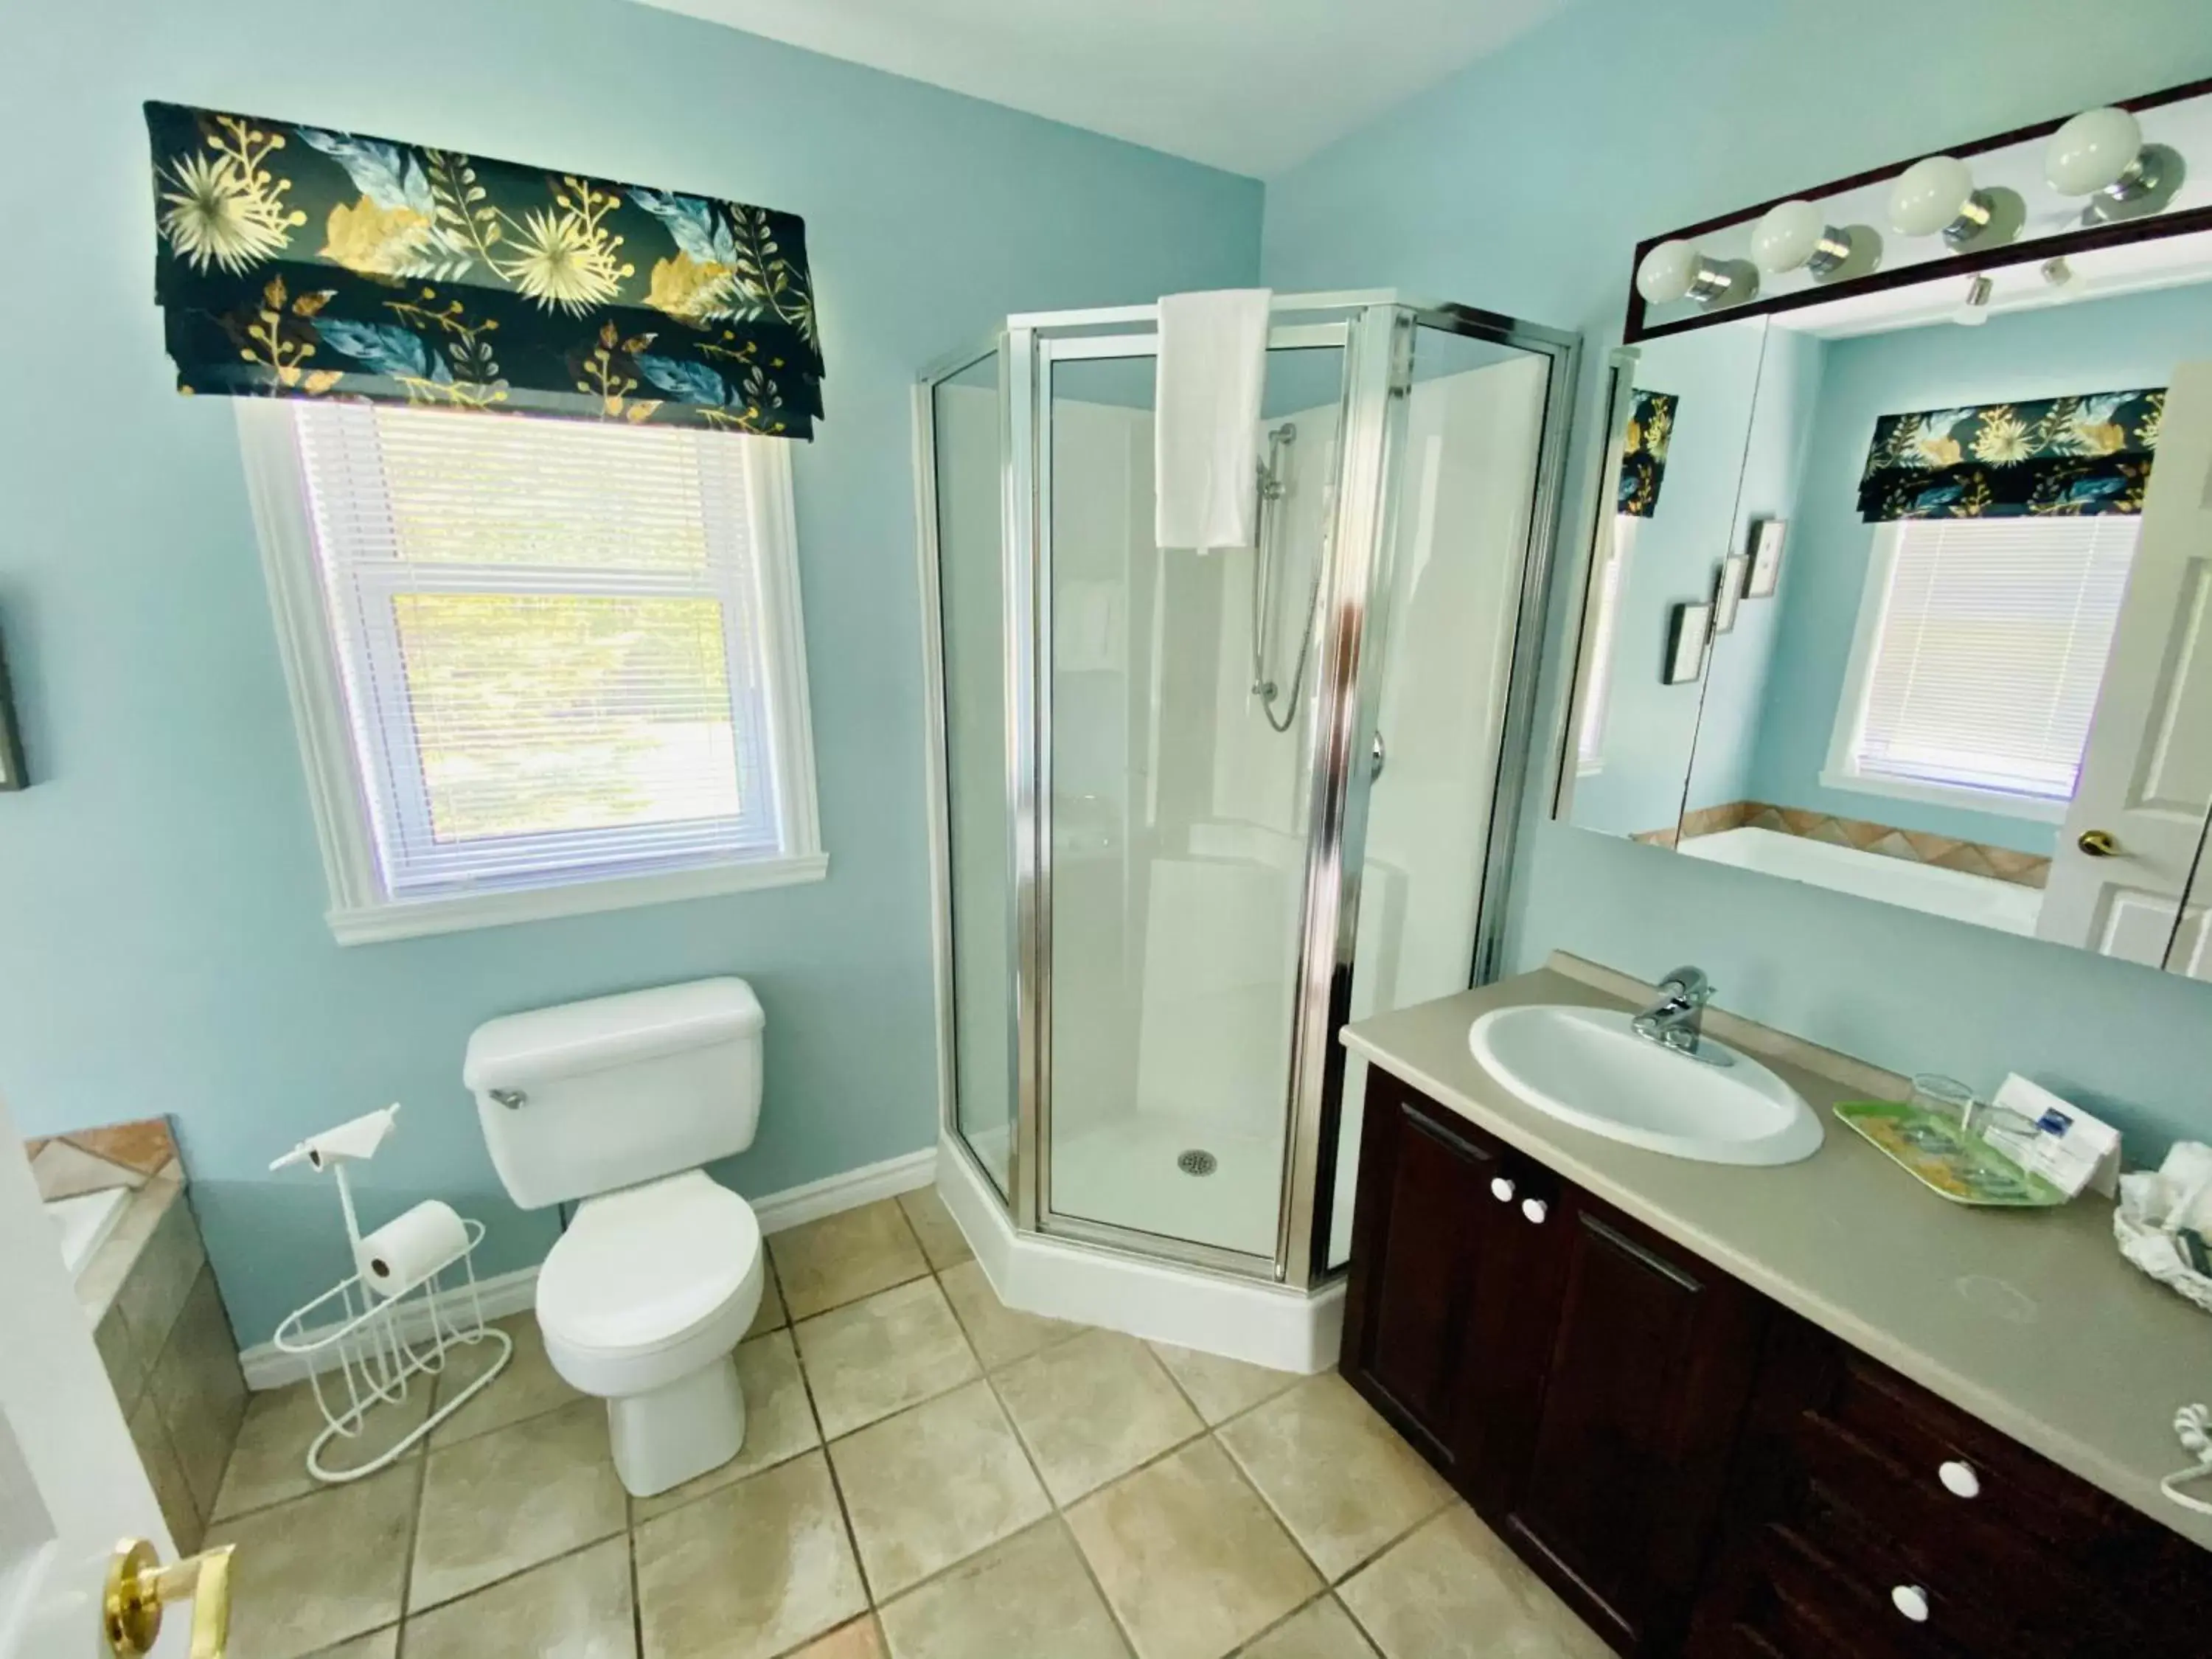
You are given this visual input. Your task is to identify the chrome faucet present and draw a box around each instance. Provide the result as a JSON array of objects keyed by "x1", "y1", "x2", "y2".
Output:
[{"x1": 1632, "y1": 966, "x2": 1732, "y2": 1066}]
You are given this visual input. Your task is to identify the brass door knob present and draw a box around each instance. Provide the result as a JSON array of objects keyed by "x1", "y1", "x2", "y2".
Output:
[
  {"x1": 105, "y1": 1537, "x2": 234, "y2": 1658},
  {"x1": 2077, "y1": 829, "x2": 2121, "y2": 858}
]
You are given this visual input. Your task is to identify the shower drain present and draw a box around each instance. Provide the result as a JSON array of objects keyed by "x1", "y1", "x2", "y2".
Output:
[{"x1": 1177, "y1": 1149, "x2": 1218, "y2": 1178}]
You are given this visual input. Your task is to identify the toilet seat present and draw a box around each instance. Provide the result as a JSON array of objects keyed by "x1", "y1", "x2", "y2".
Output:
[{"x1": 535, "y1": 1169, "x2": 762, "y2": 1398}]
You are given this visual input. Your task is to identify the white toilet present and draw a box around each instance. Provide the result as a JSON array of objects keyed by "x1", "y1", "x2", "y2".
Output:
[{"x1": 463, "y1": 977, "x2": 768, "y2": 1498}]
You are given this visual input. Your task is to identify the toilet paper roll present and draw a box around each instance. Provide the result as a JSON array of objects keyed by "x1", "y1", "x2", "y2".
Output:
[{"x1": 357, "y1": 1200, "x2": 470, "y2": 1298}]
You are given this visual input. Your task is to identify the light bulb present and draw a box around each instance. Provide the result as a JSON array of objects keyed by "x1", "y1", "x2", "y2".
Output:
[
  {"x1": 1753, "y1": 201, "x2": 1819, "y2": 271},
  {"x1": 1636, "y1": 240, "x2": 1700, "y2": 305},
  {"x1": 1753, "y1": 200, "x2": 1851, "y2": 276},
  {"x1": 2046, "y1": 106, "x2": 2146, "y2": 197},
  {"x1": 1891, "y1": 156, "x2": 1983, "y2": 239}
]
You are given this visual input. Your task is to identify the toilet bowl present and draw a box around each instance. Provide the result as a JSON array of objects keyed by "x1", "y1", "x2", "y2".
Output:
[
  {"x1": 463, "y1": 978, "x2": 771, "y2": 1499},
  {"x1": 535, "y1": 1169, "x2": 764, "y2": 1495}
]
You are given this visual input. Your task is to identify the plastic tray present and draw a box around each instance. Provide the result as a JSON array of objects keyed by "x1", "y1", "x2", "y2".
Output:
[{"x1": 1834, "y1": 1100, "x2": 2070, "y2": 1208}]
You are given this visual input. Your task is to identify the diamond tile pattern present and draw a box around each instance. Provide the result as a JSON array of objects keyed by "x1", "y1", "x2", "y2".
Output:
[{"x1": 197, "y1": 1189, "x2": 1603, "y2": 1659}]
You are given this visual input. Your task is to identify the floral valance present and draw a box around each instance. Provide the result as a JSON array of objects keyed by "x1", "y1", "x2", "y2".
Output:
[
  {"x1": 145, "y1": 102, "x2": 822, "y2": 437},
  {"x1": 1857, "y1": 389, "x2": 2161, "y2": 521},
  {"x1": 1617, "y1": 389, "x2": 1676, "y2": 518}
]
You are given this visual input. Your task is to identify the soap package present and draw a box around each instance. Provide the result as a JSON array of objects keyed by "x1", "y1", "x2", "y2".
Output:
[{"x1": 1979, "y1": 1074, "x2": 2121, "y2": 1199}]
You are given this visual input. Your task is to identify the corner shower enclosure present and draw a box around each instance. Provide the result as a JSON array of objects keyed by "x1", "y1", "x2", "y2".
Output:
[{"x1": 917, "y1": 293, "x2": 1575, "y2": 1334}]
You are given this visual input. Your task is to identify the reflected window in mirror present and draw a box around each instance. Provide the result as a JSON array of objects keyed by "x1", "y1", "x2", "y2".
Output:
[{"x1": 1826, "y1": 515, "x2": 2140, "y2": 818}]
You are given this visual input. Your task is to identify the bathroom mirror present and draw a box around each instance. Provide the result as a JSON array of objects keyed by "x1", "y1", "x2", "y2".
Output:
[{"x1": 1560, "y1": 230, "x2": 2212, "y2": 976}]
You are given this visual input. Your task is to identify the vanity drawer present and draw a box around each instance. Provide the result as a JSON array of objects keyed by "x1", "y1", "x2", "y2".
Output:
[
  {"x1": 1820, "y1": 1354, "x2": 2111, "y2": 1556},
  {"x1": 1788, "y1": 1415, "x2": 2073, "y2": 1655},
  {"x1": 1736, "y1": 1518, "x2": 1958, "y2": 1659}
]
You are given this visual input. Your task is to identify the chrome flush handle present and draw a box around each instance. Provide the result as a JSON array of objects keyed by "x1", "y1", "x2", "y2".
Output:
[{"x1": 490, "y1": 1088, "x2": 527, "y2": 1110}]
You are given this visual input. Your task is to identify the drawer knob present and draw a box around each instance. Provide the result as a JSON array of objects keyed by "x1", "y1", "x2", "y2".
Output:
[
  {"x1": 1521, "y1": 1197, "x2": 1549, "y2": 1225},
  {"x1": 1938, "y1": 1458, "x2": 1980, "y2": 1499},
  {"x1": 1891, "y1": 1585, "x2": 1930, "y2": 1624},
  {"x1": 1490, "y1": 1177, "x2": 1516, "y2": 1203}
]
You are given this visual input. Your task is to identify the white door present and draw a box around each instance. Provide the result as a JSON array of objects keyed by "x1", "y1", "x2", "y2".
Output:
[
  {"x1": 0, "y1": 1088, "x2": 190, "y2": 1658},
  {"x1": 2039, "y1": 361, "x2": 2212, "y2": 968}
]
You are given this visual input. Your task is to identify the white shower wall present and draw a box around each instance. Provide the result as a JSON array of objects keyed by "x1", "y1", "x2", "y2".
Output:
[{"x1": 1329, "y1": 350, "x2": 1551, "y2": 1263}]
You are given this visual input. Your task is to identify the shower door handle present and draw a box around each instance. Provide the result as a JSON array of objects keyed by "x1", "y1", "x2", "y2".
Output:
[{"x1": 1369, "y1": 731, "x2": 1386, "y2": 784}]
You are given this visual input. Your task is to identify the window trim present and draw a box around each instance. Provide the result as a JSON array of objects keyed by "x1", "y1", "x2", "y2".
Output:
[
  {"x1": 237, "y1": 400, "x2": 826, "y2": 945},
  {"x1": 1820, "y1": 518, "x2": 2072, "y2": 825}
]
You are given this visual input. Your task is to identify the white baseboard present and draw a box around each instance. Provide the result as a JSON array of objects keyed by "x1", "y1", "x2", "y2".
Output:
[
  {"x1": 236, "y1": 1145, "x2": 936, "y2": 1390},
  {"x1": 750, "y1": 1146, "x2": 936, "y2": 1235}
]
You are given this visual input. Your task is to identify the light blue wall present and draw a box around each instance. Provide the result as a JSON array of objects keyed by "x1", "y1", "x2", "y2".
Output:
[
  {"x1": 1265, "y1": 0, "x2": 2212, "y2": 1155},
  {"x1": 1571, "y1": 322, "x2": 1767, "y2": 838},
  {"x1": 1741, "y1": 282, "x2": 2212, "y2": 850},
  {"x1": 0, "y1": 0, "x2": 1260, "y2": 1342}
]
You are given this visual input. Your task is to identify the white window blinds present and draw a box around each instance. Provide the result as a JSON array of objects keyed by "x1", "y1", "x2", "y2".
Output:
[
  {"x1": 1845, "y1": 515, "x2": 2139, "y2": 804},
  {"x1": 291, "y1": 402, "x2": 790, "y2": 900}
]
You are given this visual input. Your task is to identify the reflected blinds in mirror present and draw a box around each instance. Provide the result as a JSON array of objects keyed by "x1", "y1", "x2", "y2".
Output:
[{"x1": 1848, "y1": 516, "x2": 2139, "y2": 802}]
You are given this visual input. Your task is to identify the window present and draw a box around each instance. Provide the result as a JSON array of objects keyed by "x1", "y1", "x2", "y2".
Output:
[
  {"x1": 1576, "y1": 513, "x2": 1639, "y2": 773},
  {"x1": 241, "y1": 401, "x2": 823, "y2": 943},
  {"x1": 1824, "y1": 515, "x2": 2138, "y2": 818}
]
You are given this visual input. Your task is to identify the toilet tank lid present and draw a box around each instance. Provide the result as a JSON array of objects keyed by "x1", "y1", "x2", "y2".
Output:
[{"x1": 463, "y1": 978, "x2": 763, "y2": 1091}]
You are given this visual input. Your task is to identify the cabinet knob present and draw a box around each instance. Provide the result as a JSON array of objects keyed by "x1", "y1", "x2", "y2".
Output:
[
  {"x1": 1938, "y1": 1458, "x2": 1980, "y2": 1499},
  {"x1": 1490, "y1": 1177, "x2": 1516, "y2": 1203},
  {"x1": 1891, "y1": 1585, "x2": 1930, "y2": 1624},
  {"x1": 1520, "y1": 1197, "x2": 1549, "y2": 1225}
]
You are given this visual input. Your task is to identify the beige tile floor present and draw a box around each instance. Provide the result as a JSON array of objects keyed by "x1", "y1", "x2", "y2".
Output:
[{"x1": 207, "y1": 1186, "x2": 1607, "y2": 1659}]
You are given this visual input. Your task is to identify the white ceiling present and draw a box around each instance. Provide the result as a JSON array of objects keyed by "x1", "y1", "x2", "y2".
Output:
[{"x1": 633, "y1": 0, "x2": 1573, "y2": 176}]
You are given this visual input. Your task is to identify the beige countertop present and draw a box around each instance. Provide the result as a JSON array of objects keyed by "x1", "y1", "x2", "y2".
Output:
[{"x1": 1340, "y1": 962, "x2": 2212, "y2": 1553}]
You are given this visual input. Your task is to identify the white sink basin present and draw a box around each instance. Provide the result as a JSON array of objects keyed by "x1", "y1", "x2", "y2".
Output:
[{"x1": 1468, "y1": 1004, "x2": 1822, "y2": 1166}]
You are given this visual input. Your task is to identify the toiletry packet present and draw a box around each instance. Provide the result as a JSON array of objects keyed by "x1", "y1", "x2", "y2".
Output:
[{"x1": 1986, "y1": 1074, "x2": 2121, "y2": 1198}]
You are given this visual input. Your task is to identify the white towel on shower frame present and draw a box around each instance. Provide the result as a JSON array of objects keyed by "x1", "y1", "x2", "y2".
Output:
[{"x1": 1153, "y1": 288, "x2": 1272, "y2": 550}]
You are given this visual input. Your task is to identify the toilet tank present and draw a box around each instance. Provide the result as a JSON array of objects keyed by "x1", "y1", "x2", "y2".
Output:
[{"x1": 463, "y1": 978, "x2": 765, "y2": 1209}]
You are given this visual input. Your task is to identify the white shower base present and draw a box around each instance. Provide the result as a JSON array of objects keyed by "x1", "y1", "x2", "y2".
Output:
[
  {"x1": 1050, "y1": 1116, "x2": 1281, "y2": 1257},
  {"x1": 936, "y1": 1130, "x2": 1341, "y2": 1374}
]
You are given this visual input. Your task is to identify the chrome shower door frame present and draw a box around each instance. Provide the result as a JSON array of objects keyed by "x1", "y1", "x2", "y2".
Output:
[
  {"x1": 1279, "y1": 304, "x2": 1582, "y2": 1287},
  {"x1": 914, "y1": 294, "x2": 1582, "y2": 1290},
  {"x1": 1026, "y1": 316, "x2": 1352, "y2": 1281}
]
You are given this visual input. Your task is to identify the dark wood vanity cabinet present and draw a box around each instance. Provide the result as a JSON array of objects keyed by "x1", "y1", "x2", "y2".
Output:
[
  {"x1": 1339, "y1": 1066, "x2": 1567, "y2": 1509},
  {"x1": 1340, "y1": 1066, "x2": 2212, "y2": 1659},
  {"x1": 1342, "y1": 1068, "x2": 1766, "y2": 1652}
]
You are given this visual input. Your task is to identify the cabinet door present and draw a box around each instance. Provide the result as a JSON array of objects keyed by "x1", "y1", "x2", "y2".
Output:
[
  {"x1": 1340, "y1": 1068, "x2": 1562, "y2": 1498},
  {"x1": 1504, "y1": 1186, "x2": 1767, "y2": 1655}
]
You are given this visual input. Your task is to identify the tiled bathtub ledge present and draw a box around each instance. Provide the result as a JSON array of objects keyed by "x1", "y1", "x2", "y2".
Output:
[{"x1": 41, "y1": 1121, "x2": 250, "y2": 1553}]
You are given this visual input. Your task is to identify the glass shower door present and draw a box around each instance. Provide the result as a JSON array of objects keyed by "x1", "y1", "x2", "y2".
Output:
[
  {"x1": 1041, "y1": 340, "x2": 1346, "y2": 1260},
  {"x1": 929, "y1": 349, "x2": 1017, "y2": 1197}
]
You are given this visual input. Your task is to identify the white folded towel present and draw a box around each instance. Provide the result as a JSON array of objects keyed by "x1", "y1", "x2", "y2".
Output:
[{"x1": 1154, "y1": 288, "x2": 1272, "y2": 551}]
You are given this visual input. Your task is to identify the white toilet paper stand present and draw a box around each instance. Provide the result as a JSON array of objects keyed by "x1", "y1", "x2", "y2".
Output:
[{"x1": 270, "y1": 1108, "x2": 512, "y2": 1484}]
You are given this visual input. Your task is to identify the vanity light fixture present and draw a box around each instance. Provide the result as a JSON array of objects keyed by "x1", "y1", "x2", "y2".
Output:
[
  {"x1": 1952, "y1": 273, "x2": 1994, "y2": 326},
  {"x1": 1752, "y1": 200, "x2": 1853, "y2": 277},
  {"x1": 1635, "y1": 239, "x2": 1750, "y2": 307},
  {"x1": 1889, "y1": 155, "x2": 1994, "y2": 246},
  {"x1": 2046, "y1": 106, "x2": 2163, "y2": 203}
]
